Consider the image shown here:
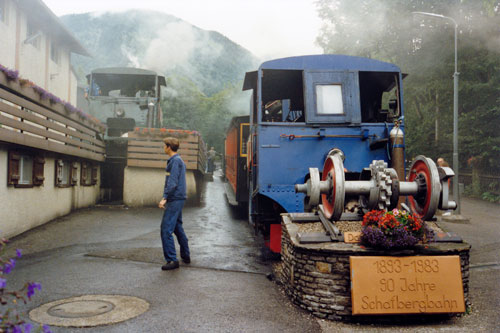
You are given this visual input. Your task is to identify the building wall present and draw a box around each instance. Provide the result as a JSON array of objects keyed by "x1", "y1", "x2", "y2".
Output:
[
  {"x1": 0, "y1": 0, "x2": 17, "y2": 69},
  {"x1": 0, "y1": 148, "x2": 100, "y2": 239},
  {"x1": 0, "y1": 0, "x2": 78, "y2": 105}
]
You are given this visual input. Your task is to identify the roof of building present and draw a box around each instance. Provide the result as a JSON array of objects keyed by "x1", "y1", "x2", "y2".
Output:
[{"x1": 18, "y1": 0, "x2": 90, "y2": 56}]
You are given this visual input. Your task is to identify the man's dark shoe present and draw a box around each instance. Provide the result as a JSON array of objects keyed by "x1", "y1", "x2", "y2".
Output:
[
  {"x1": 161, "y1": 261, "x2": 179, "y2": 270},
  {"x1": 181, "y1": 256, "x2": 191, "y2": 264}
]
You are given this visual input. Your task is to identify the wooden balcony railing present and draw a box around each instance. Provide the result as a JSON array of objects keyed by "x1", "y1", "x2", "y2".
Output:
[{"x1": 0, "y1": 71, "x2": 105, "y2": 161}]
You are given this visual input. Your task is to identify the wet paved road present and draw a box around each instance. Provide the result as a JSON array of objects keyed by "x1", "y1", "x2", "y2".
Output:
[
  {"x1": 6, "y1": 171, "x2": 500, "y2": 332},
  {"x1": 8, "y1": 171, "x2": 320, "y2": 332}
]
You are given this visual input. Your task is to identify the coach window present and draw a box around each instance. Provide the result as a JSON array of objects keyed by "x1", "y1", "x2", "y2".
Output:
[
  {"x1": 261, "y1": 69, "x2": 305, "y2": 123},
  {"x1": 8, "y1": 151, "x2": 45, "y2": 187},
  {"x1": 316, "y1": 84, "x2": 344, "y2": 115},
  {"x1": 359, "y1": 71, "x2": 401, "y2": 123}
]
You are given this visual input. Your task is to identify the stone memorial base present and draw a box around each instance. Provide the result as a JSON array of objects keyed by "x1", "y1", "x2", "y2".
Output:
[{"x1": 278, "y1": 214, "x2": 471, "y2": 321}]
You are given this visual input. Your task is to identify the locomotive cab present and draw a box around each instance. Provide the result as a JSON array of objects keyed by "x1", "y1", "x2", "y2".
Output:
[{"x1": 86, "y1": 67, "x2": 167, "y2": 138}]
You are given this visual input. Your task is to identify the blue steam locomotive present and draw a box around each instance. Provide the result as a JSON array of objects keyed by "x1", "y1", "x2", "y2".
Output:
[{"x1": 226, "y1": 55, "x2": 408, "y2": 252}]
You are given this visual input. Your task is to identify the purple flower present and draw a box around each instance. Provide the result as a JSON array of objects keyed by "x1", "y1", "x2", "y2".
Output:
[
  {"x1": 3, "y1": 258, "x2": 16, "y2": 274},
  {"x1": 0, "y1": 64, "x2": 19, "y2": 81},
  {"x1": 24, "y1": 323, "x2": 33, "y2": 333},
  {"x1": 27, "y1": 282, "x2": 42, "y2": 299},
  {"x1": 13, "y1": 325, "x2": 22, "y2": 333},
  {"x1": 0, "y1": 277, "x2": 6, "y2": 288},
  {"x1": 16, "y1": 249, "x2": 22, "y2": 258},
  {"x1": 42, "y1": 324, "x2": 52, "y2": 333}
]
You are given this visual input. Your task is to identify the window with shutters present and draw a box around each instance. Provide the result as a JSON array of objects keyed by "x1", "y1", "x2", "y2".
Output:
[
  {"x1": 70, "y1": 162, "x2": 79, "y2": 185},
  {"x1": 8, "y1": 151, "x2": 44, "y2": 187},
  {"x1": 7, "y1": 151, "x2": 20, "y2": 186},
  {"x1": 50, "y1": 41, "x2": 60, "y2": 64},
  {"x1": 18, "y1": 155, "x2": 33, "y2": 185},
  {"x1": 0, "y1": 0, "x2": 7, "y2": 24},
  {"x1": 33, "y1": 156, "x2": 45, "y2": 186},
  {"x1": 55, "y1": 159, "x2": 71, "y2": 187},
  {"x1": 80, "y1": 161, "x2": 93, "y2": 186},
  {"x1": 26, "y1": 22, "x2": 40, "y2": 49},
  {"x1": 91, "y1": 165, "x2": 98, "y2": 185}
]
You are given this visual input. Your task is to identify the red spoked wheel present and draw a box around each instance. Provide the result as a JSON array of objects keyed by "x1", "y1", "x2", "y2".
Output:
[
  {"x1": 321, "y1": 154, "x2": 345, "y2": 221},
  {"x1": 408, "y1": 156, "x2": 440, "y2": 220}
]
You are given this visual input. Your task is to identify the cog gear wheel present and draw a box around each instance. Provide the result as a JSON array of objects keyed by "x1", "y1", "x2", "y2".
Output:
[{"x1": 369, "y1": 161, "x2": 393, "y2": 210}]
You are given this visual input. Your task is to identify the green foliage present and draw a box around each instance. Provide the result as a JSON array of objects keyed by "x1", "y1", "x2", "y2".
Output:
[
  {"x1": 315, "y1": 0, "x2": 500, "y2": 178},
  {"x1": 161, "y1": 75, "x2": 249, "y2": 152},
  {"x1": 482, "y1": 191, "x2": 500, "y2": 203}
]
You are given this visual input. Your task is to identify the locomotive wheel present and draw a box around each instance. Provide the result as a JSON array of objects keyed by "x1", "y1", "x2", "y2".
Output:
[
  {"x1": 321, "y1": 154, "x2": 345, "y2": 221},
  {"x1": 308, "y1": 168, "x2": 321, "y2": 207},
  {"x1": 408, "y1": 156, "x2": 440, "y2": 220},
  {"x1": 303, "y1": 168, "x2": 321, "y2": 211}
]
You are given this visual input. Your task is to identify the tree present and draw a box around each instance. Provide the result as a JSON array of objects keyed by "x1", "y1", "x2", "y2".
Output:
[
  {"x1": 315, "y1": 0, "x2": 500, "y2": 196},
  {"x1": 161, "y1": 74, "x2": 248, "y2": 152}
]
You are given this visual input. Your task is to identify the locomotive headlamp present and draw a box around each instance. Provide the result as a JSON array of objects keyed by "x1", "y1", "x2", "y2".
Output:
[{"x1": 115, "y1": 107, "x2": 125, "y2": 118}]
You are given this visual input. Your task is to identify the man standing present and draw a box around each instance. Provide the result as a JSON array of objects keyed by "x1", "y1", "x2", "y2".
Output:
[
  {"x1": 158, "y1": 137, "x2": 191, "y2": 270},
  {"x1": 207, "y1": 146, "x2": 216, "y2": 173}
]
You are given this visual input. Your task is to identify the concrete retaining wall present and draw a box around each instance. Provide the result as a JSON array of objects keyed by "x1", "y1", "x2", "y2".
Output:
[{"x1": 123, "y1": 166, "x2": 197, "y2": 207}]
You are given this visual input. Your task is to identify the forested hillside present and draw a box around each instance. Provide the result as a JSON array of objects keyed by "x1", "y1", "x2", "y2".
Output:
[
  {"x1": 61, "y1": 10, "x2": 258, "y2": 151},
  {"x1": 315, "y1": 0, "x2": 500, "y2": 201},
  {"x1": 61, "y1": 10, "x2": 259, "y2": 96}
]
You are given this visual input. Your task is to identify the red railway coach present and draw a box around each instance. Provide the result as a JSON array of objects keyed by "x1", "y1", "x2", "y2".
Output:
[{"x1": 223, "y1": 115, "x2": 250, "y2": 207}]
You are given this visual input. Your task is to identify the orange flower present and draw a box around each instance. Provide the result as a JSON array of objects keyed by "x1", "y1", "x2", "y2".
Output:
[{"x1": 362, "y1": 210, "x2": 384, "y2": 226}]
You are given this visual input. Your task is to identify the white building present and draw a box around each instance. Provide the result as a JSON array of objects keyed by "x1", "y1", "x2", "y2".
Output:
[
  {"x1": 0, "y1": 0, "x2": 103, "y2": 239},
  {"x1": 0, "y1": 0, "x2": 89, "y2": 105}
]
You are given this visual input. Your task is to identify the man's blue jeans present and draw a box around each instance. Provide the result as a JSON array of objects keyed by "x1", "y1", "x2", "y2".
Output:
[{"x1": 161, "y1": 199, "x2": 190, "y2": 262}]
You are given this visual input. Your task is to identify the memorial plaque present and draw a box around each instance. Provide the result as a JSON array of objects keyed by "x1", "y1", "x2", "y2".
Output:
[
  {"x1": 350, "y1": 256, "x2": 465, "y2": 315},
  {"x1": 344, "y1": 231, "x2": 362, "y2": 243}
]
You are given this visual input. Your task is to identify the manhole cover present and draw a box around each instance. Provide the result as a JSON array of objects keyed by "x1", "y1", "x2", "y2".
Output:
[
  {"x1": 47, "y1": 300, "x2": 115, "y2": 318},
  {"x1": 29, "y1": 295, "x2": 149, "y2": 327}
]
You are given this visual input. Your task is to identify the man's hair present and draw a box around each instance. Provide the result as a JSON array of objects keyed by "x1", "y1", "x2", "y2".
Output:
[{"x1": 163, "y1": 137, "x2": 180, "y2": 152}]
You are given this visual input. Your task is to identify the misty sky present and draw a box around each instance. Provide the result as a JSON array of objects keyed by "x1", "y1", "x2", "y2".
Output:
[{"x1": 44, "y1": 0, "x2": 323, "y2": 60}]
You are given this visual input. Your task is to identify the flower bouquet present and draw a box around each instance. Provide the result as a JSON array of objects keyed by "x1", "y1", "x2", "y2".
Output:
[{"x1": 360, "y1": 209, "x2": 433, "y2": 250}]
